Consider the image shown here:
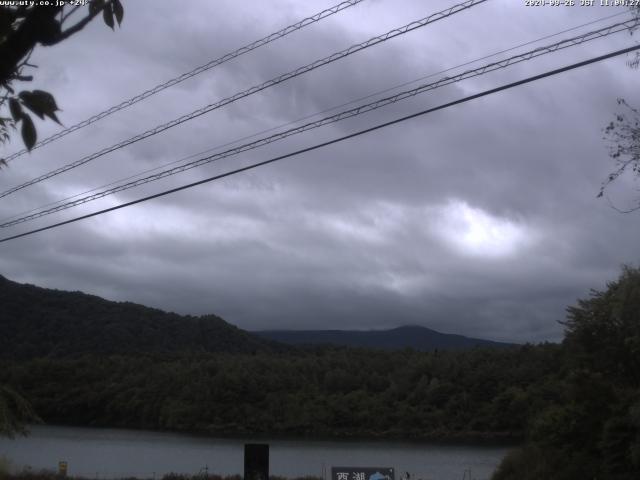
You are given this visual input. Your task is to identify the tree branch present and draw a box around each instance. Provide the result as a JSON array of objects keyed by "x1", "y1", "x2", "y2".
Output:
[
  {"x1": 0, "y1": 7, "x2": 62, "y2": 85},
  {"x1": 57, "y1": 2, "x2": 110, "y2": 42},
  {"x1": 605, "y1": 194, "x2": 640, "y2": 214}
]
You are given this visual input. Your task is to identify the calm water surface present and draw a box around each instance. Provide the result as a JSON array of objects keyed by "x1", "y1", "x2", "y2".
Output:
[{"x1": 0, "y1": 425, "x2": 512, "y2": 480}]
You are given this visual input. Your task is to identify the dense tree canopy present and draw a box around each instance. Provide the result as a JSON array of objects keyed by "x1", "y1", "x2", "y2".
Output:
[
  {"x1": 494, "y1": 266, "x2": 640, "y2": 479},
  {"x1": 0, "y1": 345, "x2": 559, "y2": 441}
]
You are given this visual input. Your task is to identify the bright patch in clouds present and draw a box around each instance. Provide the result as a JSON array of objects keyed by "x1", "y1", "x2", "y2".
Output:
[{"x1": 435, "y1": 200, "x2": 530, "y2": 258}]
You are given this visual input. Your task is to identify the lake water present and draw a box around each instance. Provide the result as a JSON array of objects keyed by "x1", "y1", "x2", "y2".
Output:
[{"x1": 0, "y1": 425, "x2": 512, "y2": 480}]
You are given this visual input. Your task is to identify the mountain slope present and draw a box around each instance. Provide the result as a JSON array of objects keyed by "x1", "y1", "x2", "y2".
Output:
[
  {"x1": 0, "y1": 275, "x2": 278, "y2": 358},
  {"x1": 255, "y1": 325, "x2": 516, "y2": 351}
]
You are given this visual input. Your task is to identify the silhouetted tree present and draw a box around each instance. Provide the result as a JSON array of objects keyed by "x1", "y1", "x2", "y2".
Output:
[
  {"x1": 493, "y1": 265, "x2": 640, "y2": 479},
  {"x1": 599, "y1": 6, "x2": 640, "y2": 210},
  {"x1": 0, "y1": 0, "x2": 123, "y2": 159}
]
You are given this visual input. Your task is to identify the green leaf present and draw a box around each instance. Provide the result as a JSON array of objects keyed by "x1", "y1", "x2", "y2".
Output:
[
  {"x1": 19, "y1": 90, "x2": 61, "y2": 125},
  {"x1": 20, "y1": 114, "x2": 36, "y2": 151},
  {"x1": 103, "y1": 2, "x2": 114, "y2": 30},
  {"x1": 8, "y1": 98, "x2": 22, "y2": 122},
  {"x1": 113, "y1": 0, "x2": 124, "y2": 26},
  {"x1": 19, "y1": 93, "x2": 44, "y2": 120}
]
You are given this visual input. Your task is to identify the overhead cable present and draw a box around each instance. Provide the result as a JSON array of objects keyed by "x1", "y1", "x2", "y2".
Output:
[
  {"x1": 1, "y1": 44, "x2": 638, "y2": 244},
  {"x1": 1, "y1": 17, "x2": 636, "y2": 228},
  {"x1": 1, "y1": 8, "x2": 627, "y2": 225},
  {"x1": 2, "y1": 0, "x2": 366, "y2": 162},
  {"x1": 0, "y1": 0, "x2": 488, "y2": 199}
]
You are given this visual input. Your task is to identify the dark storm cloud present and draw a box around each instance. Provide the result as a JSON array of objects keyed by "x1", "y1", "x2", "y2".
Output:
[{"x1": 1, "y1": 0, "x2": 639, "y2": 343}]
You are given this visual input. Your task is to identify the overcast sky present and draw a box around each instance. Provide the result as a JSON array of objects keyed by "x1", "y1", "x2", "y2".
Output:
[{"x1": 1, "y1": 0, "x2": 639, "y2": 343}]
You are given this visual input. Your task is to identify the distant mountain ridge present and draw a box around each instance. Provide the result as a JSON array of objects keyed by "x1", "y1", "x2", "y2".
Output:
[
  {"x1": 255, "y1": 325, "x2": 516, "y2": 351},
  {"x1": 0, "y1": 274, "x2": 514, "y2": 359},
  {"x1": 0, "y1": 274, "x2": 279, "y2": 359}
]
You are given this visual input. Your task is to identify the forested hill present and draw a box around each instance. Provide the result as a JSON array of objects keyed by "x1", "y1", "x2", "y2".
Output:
[
  {"x1": 255, "y1": 325, "x2": 516, "y2": 351},
  {"x1": 3, "y1": 268, "x2": 640, "y2": 477},
  {"x1": 0, "y1": 275, "x2": 279, "y2": 358}
]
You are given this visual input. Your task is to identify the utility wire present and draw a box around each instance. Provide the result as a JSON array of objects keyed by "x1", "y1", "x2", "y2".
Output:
[
  {"x1": 2, "y1": 0, "x2": 366, "y2": 162},
  {"x1": 1, "y1": 9, "x2": 628, "y2": 225},
  {"x1": 1, "y1": 17, "x2": 636, "y2": 228},
  {"x1": 1, "y1": 44, "x2": 638, "y2": 244},
  {"x1": 0, "y1": 0, "x2": 488, "y2": 200}
]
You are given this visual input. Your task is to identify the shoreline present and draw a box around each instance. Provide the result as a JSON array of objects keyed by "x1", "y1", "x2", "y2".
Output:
[{"x1": 23, "y1": 423, "x2": 521, "y2": 447}]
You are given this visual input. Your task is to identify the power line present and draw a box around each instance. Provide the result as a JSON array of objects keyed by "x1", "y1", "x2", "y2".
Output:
[
  {"x1": 0, "y1": 0, "x2": 488, "y2": 200},
  {"x1": 1, "y1": 44, "x2": 638, "y2": 244},
  {"x1": 3, "y1": 16, "x2": 635, "y2": 226},
  {"x1": 2, "y1": 17, "x2": 636, "y2": 228},
  {"x1": 1, "y1": 9, "x2": 628, "y2": 226},
  {"x1": 2, "y1": 0, "x2": 366, "y2": 162}
]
